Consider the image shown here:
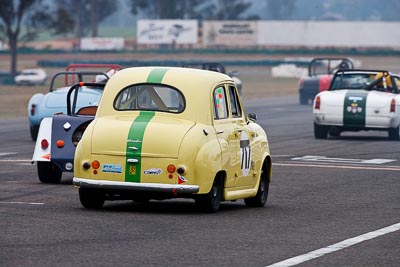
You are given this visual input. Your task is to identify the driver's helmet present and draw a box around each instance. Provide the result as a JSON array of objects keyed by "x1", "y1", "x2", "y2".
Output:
[{"x1": 375, "y1": 72, "x2": 392, "y2": 88}]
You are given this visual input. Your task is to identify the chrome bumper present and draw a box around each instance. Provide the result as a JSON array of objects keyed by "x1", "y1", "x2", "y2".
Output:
[{"x1": 73, "y1": 177, "x2": 199, "y2": 193}]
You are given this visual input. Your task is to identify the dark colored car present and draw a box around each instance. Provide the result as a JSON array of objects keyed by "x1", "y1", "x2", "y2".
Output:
[
  {"x1": 31, "y1": 81, "x2": 106, "y2": 184},
  {"x1": 298, "y1": 58, "x2": 354, "y2": 105}
]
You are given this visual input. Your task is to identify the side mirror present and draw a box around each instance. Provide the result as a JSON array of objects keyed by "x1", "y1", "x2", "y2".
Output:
[{"x1": 248, "y1": 113, "x2": 257, "y2": 122}]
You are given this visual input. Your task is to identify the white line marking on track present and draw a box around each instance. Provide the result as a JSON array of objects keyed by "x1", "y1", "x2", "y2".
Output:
[
  {"x1": 0, "y1": 159, "x2": 31, "y2": 162},
  {"x1": 273, "y1": 162, "x2": 400, "y2": 171},
  {"x1": 0, "y1": 152, "x2": 17, "y2": 157},
  {"x1": 291, "y1": 155, "x2": 396, "y2": 165},
  {"x1": 0, "y1": 201, "x2": 45, "y2": 205},
  {"x1": 266, "y1": 222, "x2": 400, "y2": 267}
]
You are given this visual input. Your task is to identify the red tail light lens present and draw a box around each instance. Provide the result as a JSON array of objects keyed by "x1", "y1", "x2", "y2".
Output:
[
  {"x1": 390, "y1": 99, "x2": 396, "y2": 113},
  {"x1": 167, "y1": 164, "x2": 176, "y2": 173},
  {"x1": 91, "y1": 160, "x2": 100, "y2": 169},
  {"x1": 30, "y1": 104, "x2": 36, "y2": 116},
  {"x1": 41, "y1": 139, "x2": 49, "y2": 149},
  {"x1": 314, "y1": 96, "x2": 321, "y2": 110}
]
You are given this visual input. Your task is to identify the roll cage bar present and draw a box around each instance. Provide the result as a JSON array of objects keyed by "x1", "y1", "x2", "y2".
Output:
[
  {"x1": 330, "y1": 69, "x2": 399, "y2": 93},
  {"x1": 308, "y1": 58, "x2": 354, "y2": 76},
  {"x1": 66, "y1": 82, "x2": 106, "y2": 116}
]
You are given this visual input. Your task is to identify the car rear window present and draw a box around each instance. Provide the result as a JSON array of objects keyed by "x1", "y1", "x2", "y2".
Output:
[{"x1": 114, "y1": 83, "x2": 185, "y2": 113}]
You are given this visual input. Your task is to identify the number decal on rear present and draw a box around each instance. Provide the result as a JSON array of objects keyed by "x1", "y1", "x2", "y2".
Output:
[{"x1": 240, "y1": 131, "x2": 251, "y2": 176}]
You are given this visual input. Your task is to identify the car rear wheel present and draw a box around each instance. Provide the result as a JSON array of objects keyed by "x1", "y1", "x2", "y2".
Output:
[
  {"x1": 79, "y1": 188, "x2": 105, "y2": 209},
  {"x1": 195, "y1": 176, "x2": 223, "y2": 213},
  {"x1": 329, "y1": 127, "x2": 341, "y2": 137},
  {"x1": 314, "y1": 122, "x2": 328, "y2": 139},
  {"x1": 30, "y1": 125, "x2": 39, "y2": 141},
  {"x1": 37, "y1": 162, "x2": 62, "y2": 184},
  {"x1": 245, "y1": 162, "x2": 270, "y2": 207},
  {"x1": 388, "y1": 126, "x2": 400, "y2": 140}
]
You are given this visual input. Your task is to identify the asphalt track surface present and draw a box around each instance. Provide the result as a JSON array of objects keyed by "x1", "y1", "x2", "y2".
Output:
[{"x1": 1, "y1": 95, "x2": 399, "y2": 266}]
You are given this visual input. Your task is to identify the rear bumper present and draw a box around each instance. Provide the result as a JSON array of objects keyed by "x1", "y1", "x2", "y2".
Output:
[
  {"x1": 73, "y1": 177, "x2": 199, "y2": 193},
  {"x1": 314, "y1": 114, "x2": 399, "y2": 129}
]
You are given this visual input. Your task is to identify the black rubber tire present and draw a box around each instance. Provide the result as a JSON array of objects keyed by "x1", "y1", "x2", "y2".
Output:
[
  {"x1": 328, "y1": 127, "x2": 341, "y2": 137},
  {"x1": 314, "y1": 122, "x2": 328, "y2": 139},
  {"x1": 79, "y1": 188, "x2": 105, "y2": 209},
  {"x1": 388, "y1": 126, "x2": 400, "y2": 140},
  {"x1": 195, "y1": 177, "x2": 222, "y2": 213},
  {"x1": 245, "y1": 163, "x2": 270, "y2": 207},
  {"x1": 37, "y1": 162, "x2": 62, "y2": 184},
  {"x1": 30, "y1": 125, "x2": 39, "y2": 141}
]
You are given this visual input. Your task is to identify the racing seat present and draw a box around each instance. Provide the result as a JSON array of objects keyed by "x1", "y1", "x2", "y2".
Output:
[{"x1": 77, "y1": 106, "x2": 98, "y2": 116}]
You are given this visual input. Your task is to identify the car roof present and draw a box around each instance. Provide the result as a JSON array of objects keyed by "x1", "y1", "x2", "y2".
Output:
[{"x1": 96, "y1": 66, "x2": 234, "y2": 124}]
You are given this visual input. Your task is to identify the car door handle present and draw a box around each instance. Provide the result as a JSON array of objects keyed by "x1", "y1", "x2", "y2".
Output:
[{"x1": 216, "y1": 131, "x2": 224, "y2": 134}]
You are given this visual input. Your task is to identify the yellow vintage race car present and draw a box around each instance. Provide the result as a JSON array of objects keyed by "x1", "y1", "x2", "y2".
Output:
[{"x1": 73, "y1": 67, "x2": 272, "y2": 212}]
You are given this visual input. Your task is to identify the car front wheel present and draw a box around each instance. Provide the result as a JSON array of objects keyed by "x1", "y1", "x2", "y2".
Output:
[
  {"x1": 30, "y1": 125, "x2": 39, "y2": 141},
  {"x1": 245, "y1": 163, "x2": 270, "y2": 207},
  {"x1": 195, "y1": 177, "x2": 223, "y2": 213},
  {"x1": 37, "y1": 162, "x2": 62, "y2": 184},
  {"x1": 79, "y1": 188, "x2": 105, "y2": 209}
]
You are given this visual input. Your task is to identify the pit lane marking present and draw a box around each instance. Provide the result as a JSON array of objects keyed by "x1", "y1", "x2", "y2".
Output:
[
  {"x1": 291, "y1": 155, "x2": 396, "y2": 165},
  {"x1": 266, "y1": 222, "x2": 400, "y2": 267}
]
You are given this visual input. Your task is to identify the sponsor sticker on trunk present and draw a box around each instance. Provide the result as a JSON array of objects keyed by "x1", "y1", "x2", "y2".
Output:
[
  {"x1": 102, "y1": 164, "x2": 123, "y2": 173},
  {"x1": 143, "y1": 168, "x2": 162, "y2": 175}
]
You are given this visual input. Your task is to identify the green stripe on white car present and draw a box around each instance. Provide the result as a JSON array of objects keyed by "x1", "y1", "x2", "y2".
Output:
[{"x1": 343, "y1": 90, "x2": 369, "y2": 127}]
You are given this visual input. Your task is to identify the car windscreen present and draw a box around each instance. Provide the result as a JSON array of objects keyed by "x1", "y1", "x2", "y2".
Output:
[{"x1": 114, "y1": 83, "x2": 185, "y2": 113}]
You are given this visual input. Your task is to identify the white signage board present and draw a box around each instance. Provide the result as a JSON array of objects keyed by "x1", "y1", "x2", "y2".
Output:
[
  {"x1": 203, "y1": 21, "x2": 257, "y2": 46},
  {"x1": 257, "y1": 21, "x2": 400, "y2": 48},
  {"x1": 137, "y1": 20, "x2": 198, "y2": 44},
  {"x1": 80, "y1": 37, "x2": 125, "y2": 50}
]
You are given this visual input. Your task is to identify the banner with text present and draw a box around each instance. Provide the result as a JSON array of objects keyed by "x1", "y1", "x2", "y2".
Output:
[
  {"x1": 137, "y1": 20, "x2": 198, "y2": 44},
  {"x1": 80, "y1": 37, "x2": 125, "y2": 50},
  {"x1": 202, "y1": 21, "x2": 257, "y2": 46}
]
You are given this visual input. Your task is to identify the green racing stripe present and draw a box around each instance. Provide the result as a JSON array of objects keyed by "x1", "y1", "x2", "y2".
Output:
[
  {"x1": 124, "y1": 68, "x2": 169, "y2": 182},
  {"x1": 343, "y1": 90, "x2": 369, "y2": 127}
]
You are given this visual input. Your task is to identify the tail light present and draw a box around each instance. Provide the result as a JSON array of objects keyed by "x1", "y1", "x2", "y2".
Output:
[
  {"x1": 390, "y1": 99, "x2": 396, "y2": 113},
  {"x1": 298, "y1": 79, "x2": 304, "y2": 89},
  {"x1": 41, "y1": 139, "x2": 49, "y2": 149},
  {"x1": 30, "y1": 104, "x2": 36, "y2": 116},
  {"x1": 314, "y1": 96, "x2": 321, "y2": 110},
  {"x1": 167, "y1": 164, "x2": 176, "y2": 179},
  {"x1": 91, "y1": 160, "x2": 100, "y2": 169}
]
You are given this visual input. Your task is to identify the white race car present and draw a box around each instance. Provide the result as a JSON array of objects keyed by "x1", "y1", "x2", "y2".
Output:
[
  {"x1": 313, "y1": 70, "x2": 400, "y2": 140},
  {"x1": 14, "y1": 68, "x2": 47, "y2": 85}
]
